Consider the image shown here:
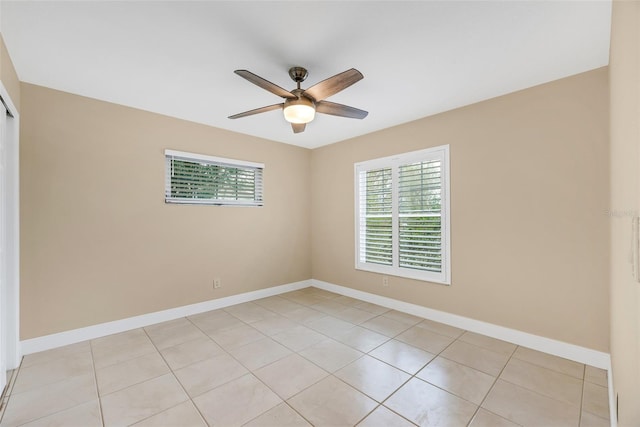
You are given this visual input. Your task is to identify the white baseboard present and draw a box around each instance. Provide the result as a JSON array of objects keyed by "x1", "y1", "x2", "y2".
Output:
[
  {"x1": 311, "y1": 279, "x2": 611, "y2": 369},
  {"x1": 24, "y1": 277, "x2": 611, "y2": 368},
  {"x1": 20, "y1": 277, "x2": 616, "y2": 426},
  {"x1": 20, "y1": 279, "x2": 311, "y2": 355}
]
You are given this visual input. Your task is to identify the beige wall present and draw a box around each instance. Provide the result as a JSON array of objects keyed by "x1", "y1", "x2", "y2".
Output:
[
  {"x1": 20, "y1": 83, "x2": 311, "y2": 339},
  {"x1": 17, "y1": 49, "x2": 611, "y2": 355},
  {"x1": 312, "y1": 68, "x2": 610, "y2": 352},
  {"x1": 609, "y1": 1, "x2": 640, "y2": 425},
  {"x1": 0, "y1": 33, "x2": 20, "y2": 111}
]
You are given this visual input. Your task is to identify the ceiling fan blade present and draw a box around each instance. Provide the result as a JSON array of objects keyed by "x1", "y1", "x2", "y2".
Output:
[
  {"x1": 316, "y1": 101, "x2": 368, "y2": 119},
  {"x1": 234, "y1": 70, "x2": 296, "y2": 99},
  {"x1": 291, "y1": 123, "x2": 306, "y2": 133},
  {"x1": 304, "y1": 68, "x2": 363, "y2": 101},
  {"x1": 228, "y1": 103, "x2": 283, "y2": 119}
]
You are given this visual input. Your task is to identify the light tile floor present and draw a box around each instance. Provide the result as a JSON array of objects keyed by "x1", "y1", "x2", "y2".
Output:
[{"x1": 0, "y1": 287, "x2": 611, "y2": 426}]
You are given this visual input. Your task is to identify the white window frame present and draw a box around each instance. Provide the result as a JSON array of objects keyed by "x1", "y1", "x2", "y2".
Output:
[
  {"x1": 354, "y1": 145, "x2": 451, "y2": 285},
  {"x1": 164, "y1": 149, "x2": 264, "y2": 206}
]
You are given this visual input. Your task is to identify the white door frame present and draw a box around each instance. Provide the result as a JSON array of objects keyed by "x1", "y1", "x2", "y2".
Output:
[{"x1": 0, "y1": 81, "x2": 20, "y2": 371}]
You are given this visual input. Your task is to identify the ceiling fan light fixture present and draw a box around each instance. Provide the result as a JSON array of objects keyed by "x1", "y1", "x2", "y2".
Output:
[{"x1": 283, "y1": 97, "x2": 315, "y2": 124}]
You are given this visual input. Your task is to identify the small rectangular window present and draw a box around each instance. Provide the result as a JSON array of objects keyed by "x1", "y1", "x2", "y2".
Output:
[
  {"x1": 355, "y1": 145, "x2": 450, "y2": 284},
  {"x1": 165, "y1": 149, "x2": 264, "y2": 206}
]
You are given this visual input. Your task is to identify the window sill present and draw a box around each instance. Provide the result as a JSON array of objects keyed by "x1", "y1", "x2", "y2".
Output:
[{"x1": 355, "y1": 264, "x2": 450, "y2": 286}]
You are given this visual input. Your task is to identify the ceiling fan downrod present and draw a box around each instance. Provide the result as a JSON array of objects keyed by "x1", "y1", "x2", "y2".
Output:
[{"x1": 288, "y1": 67, "x2": 308, "y2": 90}]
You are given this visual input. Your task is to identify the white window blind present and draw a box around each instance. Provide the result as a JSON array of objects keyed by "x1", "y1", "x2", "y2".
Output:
[
  {"x1": 165, "y1": 149, "x2": 264, "y2": 206},
  {"x1": 360, "y1": 167, "x2": 393, "y2": 266},
  {"x1": 355, "y1": 145, "x2": 450, "y2": 284}
]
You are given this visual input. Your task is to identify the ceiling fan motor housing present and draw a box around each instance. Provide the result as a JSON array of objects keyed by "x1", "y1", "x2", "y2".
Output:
[{"x1": 288, "y1": 67, "x2": 308, "y2": 84}]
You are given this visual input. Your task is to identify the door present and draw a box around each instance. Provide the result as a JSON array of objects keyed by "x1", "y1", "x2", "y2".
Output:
[{"x1": 0, "y1": 103, "x2": 7, "y2": 393}]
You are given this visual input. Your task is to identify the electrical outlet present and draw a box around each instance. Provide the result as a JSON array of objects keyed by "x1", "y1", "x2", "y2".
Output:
[
  {"x1": 213, "y1": 278, "x2": 221, "y2": 289},
  {"x1": 382, "y1": 276, "x2": 389, "y2": 287}
]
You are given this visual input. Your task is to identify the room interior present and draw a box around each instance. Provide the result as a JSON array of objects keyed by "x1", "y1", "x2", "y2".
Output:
[{"x1": 0, "y1": 1, "x2": 637, "y2": 426}]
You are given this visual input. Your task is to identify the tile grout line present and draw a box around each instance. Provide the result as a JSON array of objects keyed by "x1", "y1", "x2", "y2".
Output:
[
  {"x1": 139, "y1": 325, "x2": 211, "y2": 427},
  {"x1": 492, "y1": 360, "x2": 589, "y2": 414},
  {"x1": 348, "y1": 322, "x2": 469, "y2": 425},
  {"x1": 223, "y1": 292, "x2": 399, "y2": 426},
  {"x1": 1, "y1": 350, "x2": 100, "y2": 426},
  {"x1": 578, "y1": 363, "x2": 586, "y2": 427},
  {"x1": 221, "y1": 294, "x2": 341, "y2": 426},
  {"x1": 183, "y1": 310, "x2": 312, "y2": 425},
  {"x1": 279, "y1": 289, "x2": 485, "y2": 426},
  {"x1": 5, "y1": 289, "x2": 608, "y2": 427},
  {"x1": 580, "y1": 371, "x2": 612, "y2": 423},
  {"x1": 464, "y1": 344, "x2": 521, "y2": 426},
  {"x1": 357, "y1": 326, "x2": 482, "y2": 425},
  {"x1": 0, "y1": 361, "x2": 21, "y2": 424},
  {"x1": 178, "y1": 291, "x2": 593, "y2": 426},
  {"x1": 346, "y1": 364, "x2": 418, "y2": 427},
  {"x1": 464, "y1": 342, "x2": 596, "y2": 426},
  {"x1": 391, "y1": 330, "x2": 477, "y2": 422},
  {"x1": 88, "y1": 340, "x2": 106, "y2": 427},
  {"x1": 290, "y1": 292, "x2": 389, "y2": 426},
  {"x1": 0, "y1": 294, "x2": 497, "y2": 425}
]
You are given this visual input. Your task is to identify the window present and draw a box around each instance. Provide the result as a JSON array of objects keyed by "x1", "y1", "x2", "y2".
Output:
[
  {"x1": 355, "y1": 145, "x2": 450, "y2": 284},
  {"x1": 165, "y1": 150, "x2": 264, "y2": 206}
]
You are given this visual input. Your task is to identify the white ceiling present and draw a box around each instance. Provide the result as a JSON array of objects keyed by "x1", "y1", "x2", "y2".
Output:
[{"x1": 1, "y1": 1, "x2": 611, "y2": 149}]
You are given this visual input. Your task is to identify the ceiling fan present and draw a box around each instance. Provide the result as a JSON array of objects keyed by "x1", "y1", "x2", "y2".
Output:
[{"x1": 228, "y1": 67, "x2": 368, "y2": 134}]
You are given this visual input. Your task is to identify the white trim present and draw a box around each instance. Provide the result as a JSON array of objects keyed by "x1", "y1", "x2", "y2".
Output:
[
  {"x1": 20, "y1": 280, "x2": 310, "y2": 355},
  {"x1": 354, "y1": 145, "x2": 449, "y2": 167},
  {"x1": 311, "y1": 279, "x2": 611, "y2": 369},
  {"x1": 442, "y1": 146, "x2": 451, "y2": 284},
  {"x1": 0, "y1": 81, "x2": 20, "y2": 370},
  {"x1": 164, "y1": 149, "x2": 264, "y2": 169},
  {"x1": 164, "y1": 198, "x2": 263, "y2": 207},
  {"x1": 607, "y1": 357, "x2": 617, "y2": 427},
  {"x1": 0, "y1": 97, "x2": 7, "y2": 393}
]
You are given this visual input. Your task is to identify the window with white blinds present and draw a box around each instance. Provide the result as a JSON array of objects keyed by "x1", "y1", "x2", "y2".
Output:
[
  {"x1": 165, "y1": 150, "x2": 264, "y2": 206},
  {"x1": 355, "y1": 145, "x2": 450, "y2": 284}
]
